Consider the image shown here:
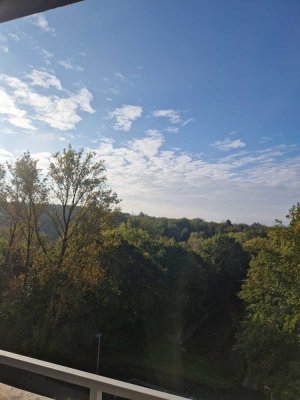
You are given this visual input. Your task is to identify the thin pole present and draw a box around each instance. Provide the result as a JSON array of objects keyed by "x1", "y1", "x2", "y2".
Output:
[{"x1": 96, "y1": 334, "x2": 101, "y2": 375}]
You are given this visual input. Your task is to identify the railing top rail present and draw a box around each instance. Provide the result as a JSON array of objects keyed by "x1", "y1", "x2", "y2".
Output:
[{"x1": 0, "y1": 350, "x2": 190, "y2": 400}]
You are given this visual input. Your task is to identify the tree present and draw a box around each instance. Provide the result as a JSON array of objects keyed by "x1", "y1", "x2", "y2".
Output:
[
  {"x1": 0, "y1": 147, "x2": 120, "y2": 358},
  {"x1": 48, "y1": 145, "x2": 119, "y2": 269},
  {"x1": 237, "y1": 205, "x2": 300, "y2": 399},
  {"x1": 199, "y1": 234, "x2": 249, "y2": 308},
  {"x1": 0, "y1": 153, "x2": 48, "y2": 277}
]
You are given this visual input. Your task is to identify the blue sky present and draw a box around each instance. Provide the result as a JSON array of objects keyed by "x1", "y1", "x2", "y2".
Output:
[{"x1": 0, "y1": 0, "x2": 299, "y2": 224}]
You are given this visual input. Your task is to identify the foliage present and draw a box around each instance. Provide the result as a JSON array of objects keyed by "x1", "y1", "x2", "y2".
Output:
[
  {"x1": 237, "y1": 204, "x2": 300, "y2": 399},
  {"x1": 0, "y1": 148, "x2": 296, "y2": 399}
]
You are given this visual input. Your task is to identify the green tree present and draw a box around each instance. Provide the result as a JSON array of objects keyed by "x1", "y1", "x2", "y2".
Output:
[
  {"x1": 199, "y1": 234, "x2": 249, "y2": 309},
  {"x1": 0, "y1": 147, "x2": 119, "y2": 362},
  {"x1": 0, "y1": 153, "x2": 48, "y2": 277},
  {"x1": 237, "y1": 205, "x2": 300, "y2": 399},
  {"x1": 48, "y1": 145, "x2": 119, "y2": 269}
]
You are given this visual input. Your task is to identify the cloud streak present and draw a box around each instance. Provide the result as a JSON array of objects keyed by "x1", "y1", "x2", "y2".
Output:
[
  {"x1": 152, "y1": 109, "x2": 182, "y2": 124},
  {"x1": 212, "y1": 138, "x2": 246, "y2": 151},
  {"x1": 58, "y1": 60, "x2": 84, "y2": 72},
  {"x1": 31, "y1": 14, "x2": 55, "y2": 33}
]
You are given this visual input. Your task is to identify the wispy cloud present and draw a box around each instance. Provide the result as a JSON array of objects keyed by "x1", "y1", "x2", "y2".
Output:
[
  {"x1": 59, "y1": 59, "x2": 84, "y2": 72},
  {"x1": 152, "y1": 109, "x2": 182, "y2": 124},
  {"x1": 1, "y1": 130, "x2": 299, "y2": 224},
  {"x1": 38, "y1": 48, "x2": 54, "y2": 65},
  {"x1": 7, "y1": 33, "x2": 20, "y2": 41},
  {"x1": 31, "y1": 14, "x2": 55, "y2": 34},
  {"x1": 0, "y1": 87, "x2": 35, "y2": 130},
  {"x1": 0, "y1": 32, "x2": 20, "y2": 52},
  {"x1": 182, "y1": 118, "x2": 194, "y2": 127},
  {"x1": 152, "y1": 109, "x2": 194, "y2": 127},
  {"x1": 0, "y1": 45, "x2": 9, "y2": 53},
  {"x1": 92, "y1": 132, "x2": 300, "y2": 223},
  {"x1": 259, "y1": 136, "x2": 272, "y2": 143},
  {"x1": 114, "y1": 72, "x2": 126, "y2": 82},
  {"x1": 27, "y1": 70, "x2": 62, "y2": 91},
  {"x1": 0, "y1": 71, "x2": 94, "y2": 131},
  {"x1": 166, "y1": 127, "x2": 179, "y2": 133},
  {"x1": 212, "y1": 138, "x2": 246, "y2": 151},
  {"x1": 109, "y1": 105, "x2": 143, "y2": 131}
]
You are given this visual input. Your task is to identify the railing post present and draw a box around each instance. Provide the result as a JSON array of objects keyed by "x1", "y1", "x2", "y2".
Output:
[{"x1": 89, "y1": 387, "x2": 102, "y2": 400}]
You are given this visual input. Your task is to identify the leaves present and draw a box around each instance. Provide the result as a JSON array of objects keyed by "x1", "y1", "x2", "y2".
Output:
[{"x1": 237, "y1": 205, "x2": 300, "y2": 399}]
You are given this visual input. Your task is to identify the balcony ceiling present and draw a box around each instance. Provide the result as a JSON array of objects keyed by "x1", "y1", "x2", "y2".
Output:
[{"x1": 0, "y1": 0, "x2": 83, "y2": 24}]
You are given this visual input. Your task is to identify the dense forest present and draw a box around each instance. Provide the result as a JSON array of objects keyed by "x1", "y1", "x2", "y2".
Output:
[{"x1": 0, "y1": 147, "x2": 299, "y2": 400}]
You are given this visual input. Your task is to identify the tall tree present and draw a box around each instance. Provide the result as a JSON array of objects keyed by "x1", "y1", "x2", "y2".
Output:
[
  {"x1": 0, "y1": 153, "x2": 48, "y2": 276},
  {"x1": 48, "y1": 145, "x2": 119, "y2": 269}
]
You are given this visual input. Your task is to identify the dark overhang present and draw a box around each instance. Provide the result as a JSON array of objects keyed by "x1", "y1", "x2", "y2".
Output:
[{"x1": 0, "y1": 0, "x2": 83, "y2": 24}]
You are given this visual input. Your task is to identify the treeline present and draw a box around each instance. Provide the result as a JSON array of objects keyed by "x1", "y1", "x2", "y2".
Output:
[
  {"x1": 34, "y1": 205, "x2": 267, "y2": 243},
  {"x1": 118, "y1": 213, "x2": 267, "y2": 243},
  {"x1": 0, "y1": 147, "x2": 299, "y2": 399}
]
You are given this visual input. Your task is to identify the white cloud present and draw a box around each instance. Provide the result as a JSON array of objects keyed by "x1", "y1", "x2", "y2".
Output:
[
  {"x1": 166, "y1": 127, "x2": 179, "y2": 133},
  {"x1": 152, "y1": 109, "x2": 182, "y2": 124},
  {"x1": 32, "y1": 14, "x2": 55, "y2": 33},
  {"x1": 32, "y1": 151, "x2": 51, "y2": 170},
  {"x1": 212, "y1": 138, "x2": 246, "y2": 151},
  {"x1": 0, "y1": 32, "x2": 20, "y2": 52},
  {"x1": 0, "y1": 148, "x2": 14, "y2": 164},
  {"x1": 182, "y1": 118, "x2": 194, "y2": 127},
  {"x1": 32, "y1": 87, "x2": 95, "y2": 130},
  {"x1": 0, "y1": 134, "x2": 299, "y2": 224},
  {"x1": 102, "y1": 87, "x2": 119, "y2": 96},
  {"x1": 38, "y1": 48, "x2": 54, "y2": 65},
  {"x1": 259, "y1": 136, "x2": 272, "y2": 143},
  {"x1": 91, "y1": 132, "x2": 300, "y2": 223},
  {"x1": 0, "y1": 45, "x2": 9, "y2": 53},
  {"x1": 27, "y1": 70, "x2": 62, "y2": 91},
  {"x1": 0, "y1": 87, "x2": 35, "y2": 130},
  {"x1": 58, "y1": 60, "x2": 84, "y2": 72},
  {"x1": 131, "y1": 130, "x2": 163, "y2": 158},
  {"x1": 0, "y1": 72, "x2": 95, "y2": 131},
  {"x1": 7, "y1": 33, "x2": 20, "y2": 41},
  {"x1": 109, "y1": 105, "x2": 142, "y2": 131},
  {"x1": 58, "y1": 60, "x2": 73, "y2": 70},
  {"x1": 114, "y1": 72, "x2": 126, "y2": 81}
]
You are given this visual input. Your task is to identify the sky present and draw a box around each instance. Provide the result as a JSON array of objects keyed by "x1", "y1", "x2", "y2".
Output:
[{"x1": 0, "y1": 0, "x2": 299, "y2": 224}]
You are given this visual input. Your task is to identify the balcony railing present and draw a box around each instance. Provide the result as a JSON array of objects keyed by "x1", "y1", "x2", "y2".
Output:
[{"x1": 0, "y1": 350, "x2": 190, "y2": 400}]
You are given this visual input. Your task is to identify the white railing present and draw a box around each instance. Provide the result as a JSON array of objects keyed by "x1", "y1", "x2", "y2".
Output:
[{"x1": 0, "y1": 350, "x2": 190, "y2": 400}]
